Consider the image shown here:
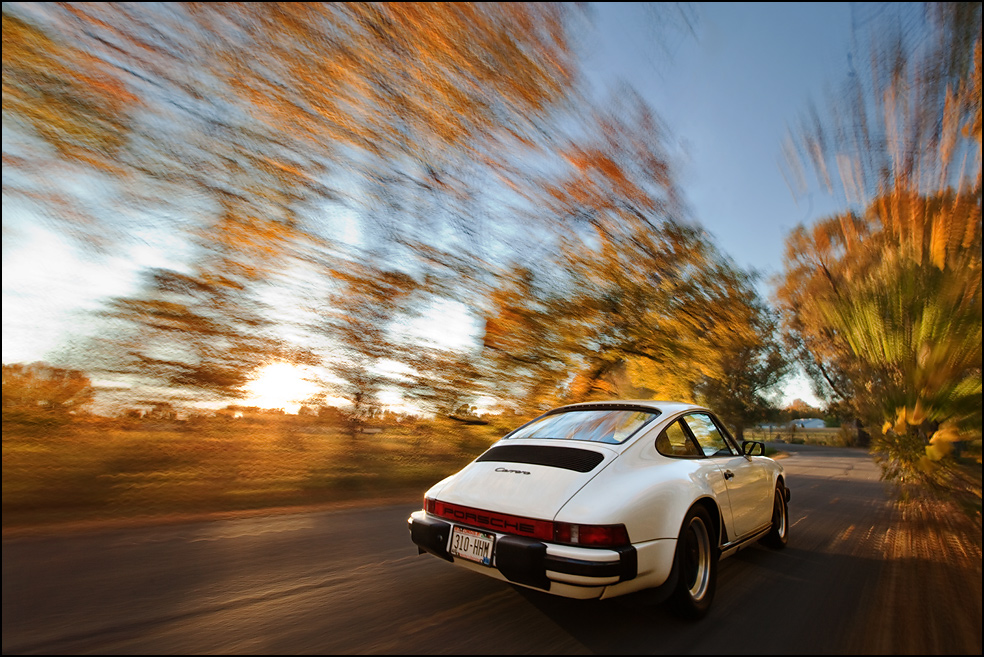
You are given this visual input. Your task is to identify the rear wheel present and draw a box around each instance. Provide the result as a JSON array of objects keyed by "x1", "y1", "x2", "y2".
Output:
[
  {"x1": 761, "y1": 484, "x2": 788, "y2": 549},
  {"x1": 670, "y1": 505, "x2": 717, "y2": 619}
]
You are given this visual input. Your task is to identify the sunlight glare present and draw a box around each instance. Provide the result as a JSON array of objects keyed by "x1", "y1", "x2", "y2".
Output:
[{"x1": 243, "y1": 363, "x2": 320, "y2": 413}]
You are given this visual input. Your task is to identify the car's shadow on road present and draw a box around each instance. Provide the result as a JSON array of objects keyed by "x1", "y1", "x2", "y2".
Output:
[{"x1": 507, "y1": 543, "x2": 886, "y2": 655}]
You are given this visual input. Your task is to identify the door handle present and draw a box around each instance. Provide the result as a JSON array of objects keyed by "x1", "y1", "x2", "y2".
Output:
[{"x1": 724, "y1": 470, "x2": 734, "y2": 480}]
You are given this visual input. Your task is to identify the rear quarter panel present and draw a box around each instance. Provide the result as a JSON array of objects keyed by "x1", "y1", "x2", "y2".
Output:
[{"x1": 555, "y1": 423, "x2": 730, "y2": 543}]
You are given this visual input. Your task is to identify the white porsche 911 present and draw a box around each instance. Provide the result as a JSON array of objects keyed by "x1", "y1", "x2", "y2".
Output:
[{"x1": 408, "y1": 400, "x2": 789, "y2": 618}]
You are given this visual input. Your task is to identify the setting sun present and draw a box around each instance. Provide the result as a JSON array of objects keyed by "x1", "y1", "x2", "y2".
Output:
[{"x1": 242, "y1": 363, "x2": 320, "y2": 413}]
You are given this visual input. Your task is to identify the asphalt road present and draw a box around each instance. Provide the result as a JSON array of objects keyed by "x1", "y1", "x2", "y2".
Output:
[{"x1": 3, "y1": 445, "x2": 981, "y2": 654}]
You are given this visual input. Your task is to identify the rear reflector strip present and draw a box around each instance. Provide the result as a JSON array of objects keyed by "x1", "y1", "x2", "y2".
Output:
[
  {"x1": 476, "y1": 445, "x2": 605, "y2": 472},
  {"x1": 430, "y1": 500, "x2": 553, "y2": 540},
  {"x1": 427, "y1": 499, "x2": 630, "y2": 548}
]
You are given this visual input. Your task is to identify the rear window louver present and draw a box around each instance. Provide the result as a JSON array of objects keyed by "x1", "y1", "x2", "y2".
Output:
[{"x1": 476, "y1": 445, "x2": 606, "y2": 473}]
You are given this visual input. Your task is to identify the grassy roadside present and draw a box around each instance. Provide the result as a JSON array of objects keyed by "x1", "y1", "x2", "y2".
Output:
[
  {"x1": 745, "y1": 426, "x2": 861, "y2": 447},
  {"x1": 4, "y1": 415, "x2": 980, "y2": 533},
  {"x1": 2, "y1": 415, "x2": 504, "y2": 531}
]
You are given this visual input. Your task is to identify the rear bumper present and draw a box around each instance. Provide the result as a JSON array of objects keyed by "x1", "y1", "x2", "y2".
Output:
[{"x1": 408, "y1": 510, "x2": 637, "y2": 594}]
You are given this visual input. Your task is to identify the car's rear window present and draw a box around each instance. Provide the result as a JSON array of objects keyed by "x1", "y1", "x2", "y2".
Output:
[{"x1": 506, "y1": 409, "x2": 660, "y2": 444}]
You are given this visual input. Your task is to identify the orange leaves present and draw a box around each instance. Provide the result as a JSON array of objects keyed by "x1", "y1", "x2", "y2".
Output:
[
  {"x1": 2, "y1": 11, "x2": 137, "y2": 166},
  {"x1": 864, "y1": 190, "x2": 982, "y2": 272},
  {"x1": 1, "y1": 362, "x2": 95, "y2": 417},
  {"x1": 777, "y1": 185, "x2": 981, "y2": 491},
  {"x1": 534, "y1": 92, "x2": 682, "y2": 262},
  {"x1": 4, "y1": 2, "x2": 582, "y2": 261},
  {"x1": 565, "y1": 147, "x2": 633, "y2": 196},
  {"x1": 207, "y1": 2, "x2": 576, "y2": 168}
]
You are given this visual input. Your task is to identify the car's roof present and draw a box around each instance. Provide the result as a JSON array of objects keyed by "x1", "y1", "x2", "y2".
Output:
[{"x1": 547, "y1": 399, "x2": 707, "y2": 417}]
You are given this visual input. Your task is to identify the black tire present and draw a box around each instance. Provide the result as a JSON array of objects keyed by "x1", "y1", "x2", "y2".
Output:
[
  {"x1": 670, "y1": 505, "x2": 717, "y2": 619},
  {"x1": 761, "y1": 484, "x2": 788, "y2": 549}
]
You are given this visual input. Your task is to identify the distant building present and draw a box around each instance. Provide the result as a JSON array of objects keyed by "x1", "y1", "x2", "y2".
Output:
[{"x1": 789, "y1": 418, "x2": 826, "y2": 429}]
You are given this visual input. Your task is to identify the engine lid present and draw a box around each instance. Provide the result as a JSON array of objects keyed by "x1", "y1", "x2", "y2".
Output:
[{"x1": 433, "y1": 441, "x2": 618, "y2": 521}]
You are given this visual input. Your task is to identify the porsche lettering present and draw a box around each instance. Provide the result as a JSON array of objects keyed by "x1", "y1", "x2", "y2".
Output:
[{"x1": 440, "y1": 505, "x2": 536, "y2": 534}]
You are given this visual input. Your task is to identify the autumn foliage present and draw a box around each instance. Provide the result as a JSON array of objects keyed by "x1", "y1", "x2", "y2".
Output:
[
  {"x1": 780, "y1": 3, "x2": 982, "y2": 492},
  {"x1": 2, "y1": 2, "x2": 979, "y2": 522},
  {"x1": 1, "y1": 363, "x2": 94, "y2": 427}
]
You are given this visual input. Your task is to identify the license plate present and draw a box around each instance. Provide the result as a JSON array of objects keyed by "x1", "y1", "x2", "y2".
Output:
[{"x1": 449, "y1": 526, "x2": 495, "y2": 566}]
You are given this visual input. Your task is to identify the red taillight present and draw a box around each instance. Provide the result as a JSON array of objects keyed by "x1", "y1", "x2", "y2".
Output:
[
  {"x1": 424, "y1": 496, "x2": 436, "y2": 514},
  {"x1": 553, "y1": 522, "x2": 630, "y2": 548}
]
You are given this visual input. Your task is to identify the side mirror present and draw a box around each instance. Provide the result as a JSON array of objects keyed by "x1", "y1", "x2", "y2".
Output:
[{"x1": 742, "y1": 440, "x2": 765, "y2": 457}]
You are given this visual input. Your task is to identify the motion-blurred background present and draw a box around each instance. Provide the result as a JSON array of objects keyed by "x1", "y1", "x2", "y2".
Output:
[{"x1": 2, "y1": 3, "x2": 980, "y2": 525}]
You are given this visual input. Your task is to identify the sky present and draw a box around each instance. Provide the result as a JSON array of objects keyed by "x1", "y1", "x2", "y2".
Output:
[{"x1": 1, "y1": 2, "x2": 885, "y2": 410}]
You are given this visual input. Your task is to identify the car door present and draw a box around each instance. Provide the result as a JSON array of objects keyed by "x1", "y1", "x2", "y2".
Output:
[
  {"x1": 680, "y1": 413, "x2": 772, "y2": 539},
  {"x1": 653, "y1": 417, "x2": 735, "y2": 537}
]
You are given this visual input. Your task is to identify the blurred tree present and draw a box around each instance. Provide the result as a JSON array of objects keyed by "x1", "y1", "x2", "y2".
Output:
[
  {"x1": 783, "y1": 3, "x2": 981, "y2": 206},
  {"x1": 403, "y1": 347, "x2": 486, "y2": 419},
  {"x1": 2, "y1": 10, "x2": 139, "y2": 247},
  {"x1": 4, "y1": 2, "x2": 721, "y2": 423},
  {"x1": 482, "y1": 265, "x2": 578, "y2": 414},
  {"x1": 1, "y1": 362, "x2": 94, "y2": 426},
  {"x1": 483, "y1": 94, "x2": 789, "y2": 424},
  {"x1": 102, "y1": 267, "x2": 294, "y2": 396},
  {"x1": 2, "y1": 2, "x2": 583, "y2": 405},
  {"x1": 2, "y1": 11, "x2": 135, "y2": 163},
  {"x1": 317, "y1": 260, "x2": 422, "y2": 436},
  {"x1": 777, "y1": 190, "x2": 981, "y2": 488},
  {"x1": 780, "y1": 2, "x2": 982, "y2": 491},
  {"x1": 4, "y1": 2, "x2": 580, "y2": 252},
  {"x1": 693, "y1": 299, "x2": 788, "y2": 440},
  {"x1": 785, "y1": 398, "x2": 824, "y2": 419}
]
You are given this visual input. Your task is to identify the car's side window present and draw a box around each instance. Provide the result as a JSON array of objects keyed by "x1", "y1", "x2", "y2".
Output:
[
  {"x1": 681, "y1": 413, "x2": 736, "y2": 457},
  {"x1": 655, "y1": 420, "x2": 702, "y2": 458},
  {"x1": 715, "y1": 418, "x2": 742, "y2": 454},
  {"x1": 704, "y1": 413, "x2": 740, "y2": 451}
]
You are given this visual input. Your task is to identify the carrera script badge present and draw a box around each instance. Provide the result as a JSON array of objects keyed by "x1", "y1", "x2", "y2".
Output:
[{"x1": 495, "y1": 467, "x2": 531, "y2": 475}]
